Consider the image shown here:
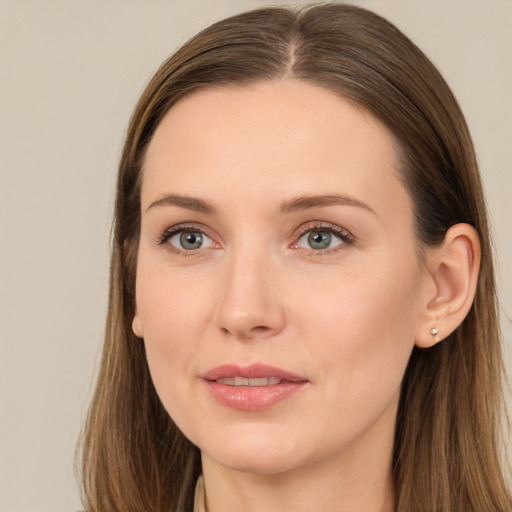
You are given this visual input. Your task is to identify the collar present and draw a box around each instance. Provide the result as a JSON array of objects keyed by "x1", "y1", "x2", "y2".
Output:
[{"x1": 193, "y1": 475, "x2": 206, "y2": 512}]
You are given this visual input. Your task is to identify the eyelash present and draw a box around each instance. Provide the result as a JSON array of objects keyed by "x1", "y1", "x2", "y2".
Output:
[
  {"x1": 156, "y1": 223, "x2": 213, "y2": 255},
  {"x1": 156, "y1": 221, "x2": 355, "y2": 256},
  {"x1": 294, "y1": 222, "x2": 355, "y2": 254}
]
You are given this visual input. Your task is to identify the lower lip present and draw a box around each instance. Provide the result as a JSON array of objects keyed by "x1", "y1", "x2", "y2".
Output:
[{"x1": 205, "y1": 381, "x2": 307, "y2": 411}]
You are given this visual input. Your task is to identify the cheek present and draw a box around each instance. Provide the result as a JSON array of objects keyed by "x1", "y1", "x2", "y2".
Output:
[
  {"x1": 135, "y1": 261, "x2": 216, "y2": 413},
  {"x1": 136, "y1": 255, "x2": 217, "y2": 337},
  {"x1": 297, "y1": 261, "x2": 420, "y2": 344},
  {"x1": 292, "y1": 258, "x2": 421, "y2": 415}
]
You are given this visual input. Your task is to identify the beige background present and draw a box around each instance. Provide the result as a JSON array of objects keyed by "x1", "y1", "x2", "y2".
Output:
[{"x1": 0, "y1": 1, "x2": 510, "y2": 510}]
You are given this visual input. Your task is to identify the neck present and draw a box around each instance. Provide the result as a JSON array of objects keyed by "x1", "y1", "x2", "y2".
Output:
[{"x1": 202, "y1": 459, "x2": 394, "y2": 512}]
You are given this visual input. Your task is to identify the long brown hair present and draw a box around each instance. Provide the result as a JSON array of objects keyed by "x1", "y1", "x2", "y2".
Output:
[{"x1": 78, "y1": 4, "x2": 511, "y2": 511}]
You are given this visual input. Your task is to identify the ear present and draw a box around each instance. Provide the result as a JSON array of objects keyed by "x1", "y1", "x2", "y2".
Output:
[
  {"x1": 415, "y1": 223, "x2": 480, "y2": 348},
  {"x1": 132, "y1": 300, "x2": 144, "y2": 338}
]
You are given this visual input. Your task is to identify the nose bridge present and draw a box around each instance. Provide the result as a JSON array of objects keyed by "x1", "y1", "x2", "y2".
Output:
[{"x1": 214, "y1": 241, "x2": 285, "y2": 340}]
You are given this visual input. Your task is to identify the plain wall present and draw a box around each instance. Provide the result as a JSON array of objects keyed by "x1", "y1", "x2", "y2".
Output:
[{"x1": 0, "y1": 1, "x2": 510, "y2": 510}]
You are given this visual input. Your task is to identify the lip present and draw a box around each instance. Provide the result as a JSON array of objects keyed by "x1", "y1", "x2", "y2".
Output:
[{"x1": 202, "y1": 363, "x2": 309, "y2": 412}]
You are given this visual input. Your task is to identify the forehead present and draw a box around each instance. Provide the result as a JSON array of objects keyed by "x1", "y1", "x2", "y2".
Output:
[{"x1": 141, "y1": 79, "x2": 409, "y2": 223}]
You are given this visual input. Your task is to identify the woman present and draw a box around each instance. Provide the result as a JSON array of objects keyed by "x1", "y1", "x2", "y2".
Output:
[{"x1": 79, "y1": 4, "x2": 511, "y2": 511}]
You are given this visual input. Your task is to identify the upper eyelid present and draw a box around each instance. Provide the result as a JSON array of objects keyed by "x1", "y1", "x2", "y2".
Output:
[
  {"x1": 162, "y1": 222, "x2": 214, "y2": 237},
  {"x1": 294, "y1": 221, "x2": 355, "y2": 240},
  {"x1": 157, "y1": 223, "x2": 215, "y2": 246}
]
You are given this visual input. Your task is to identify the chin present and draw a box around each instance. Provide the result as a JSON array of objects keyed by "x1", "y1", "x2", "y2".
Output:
[
  {"x1": 197, "y1": 426, "x2": 310, "y2": 475},
  {"x1": 209, "y1": 448, "x2": 304, "y2": 475}
]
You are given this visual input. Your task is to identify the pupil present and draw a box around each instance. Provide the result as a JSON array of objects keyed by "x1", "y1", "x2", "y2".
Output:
[
  {"x1": 180, "y1": 231, "x2": 202, "y2": 249},
  {"x1": 308, "y1": 230, "x2": 331, "y2": 250}
]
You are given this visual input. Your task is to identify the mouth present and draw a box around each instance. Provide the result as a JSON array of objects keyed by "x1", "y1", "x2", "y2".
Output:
[
  {"x1": 202, "y1": 363, "x2": 309, "y2": 411},
  {"x1": 215, "y1": 376, "x2": 282, "y2": 386}
]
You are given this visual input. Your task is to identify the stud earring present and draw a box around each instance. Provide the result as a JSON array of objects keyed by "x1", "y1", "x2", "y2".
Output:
[{"x1": 430, "y1": 327, "x2": 439, "y2": 342}]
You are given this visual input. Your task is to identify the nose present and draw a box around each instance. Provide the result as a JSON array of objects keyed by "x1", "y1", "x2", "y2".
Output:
[{"x1": 214, "y1": 250, "x2": 286, "y2": 341}]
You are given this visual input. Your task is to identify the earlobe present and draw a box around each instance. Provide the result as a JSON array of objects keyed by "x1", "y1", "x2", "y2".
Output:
[
  {"x1": 132, "y1": 303, "x2": 144, "y2": 338},
  {"x1": 132, "y1": 316, "x2": 144, "y2": 338},
  {"x1": 415, "y1": 223, "x2": 480, "y2": 348}
]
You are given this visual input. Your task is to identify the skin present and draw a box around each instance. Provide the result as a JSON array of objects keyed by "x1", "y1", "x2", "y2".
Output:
[{"x1": 134, "y1": 80, "x2": 440, "y2": 512}]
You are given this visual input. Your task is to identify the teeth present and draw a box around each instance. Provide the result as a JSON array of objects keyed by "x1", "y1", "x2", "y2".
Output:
[{"x1": 216, "y1": 376, "x2": 282, "y2": 386}]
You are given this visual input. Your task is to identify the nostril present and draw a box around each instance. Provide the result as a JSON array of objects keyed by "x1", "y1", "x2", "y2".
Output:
[
  {"x1": 251, "y1": 326, "x2": 270, "y2": 334},
  {"x1": 219, "y1": 324, "x2": 272, "y2": 341}
]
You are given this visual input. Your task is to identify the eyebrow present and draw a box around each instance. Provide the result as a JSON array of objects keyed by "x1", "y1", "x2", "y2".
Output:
[
  {"x1": 279, "y1": 194, "x2": 375, "y2": 215},
  {"x1": 146, "y1": 194, "x2": 216, "y2": 214},
  {"x1": 145, "y1": 193, "x2": 375, "y2": 216}
]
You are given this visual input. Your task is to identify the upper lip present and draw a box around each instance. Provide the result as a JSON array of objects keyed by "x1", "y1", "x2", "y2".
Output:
[{"x1": 202, "y1": 363, "x2": 308, "y2": 383}]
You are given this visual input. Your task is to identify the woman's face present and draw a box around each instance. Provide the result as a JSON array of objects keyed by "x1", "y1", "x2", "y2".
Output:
[{"x1": 134, "y1": 80, "x2": 433, "y2": 475}]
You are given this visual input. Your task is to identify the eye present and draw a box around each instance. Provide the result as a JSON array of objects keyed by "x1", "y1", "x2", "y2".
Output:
[
  {"x1": 303, "y1": 230, "x2": 336, "y2": 250},
  {"x1": 164, "y1": 228, "x2": 214, "y2": 251},
  {"x1": 298, "y1": 229, "x2": 342, "y2": 250},
  {"x1": 294, "y1": 223, "x2": 354, "y2": 252}
]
